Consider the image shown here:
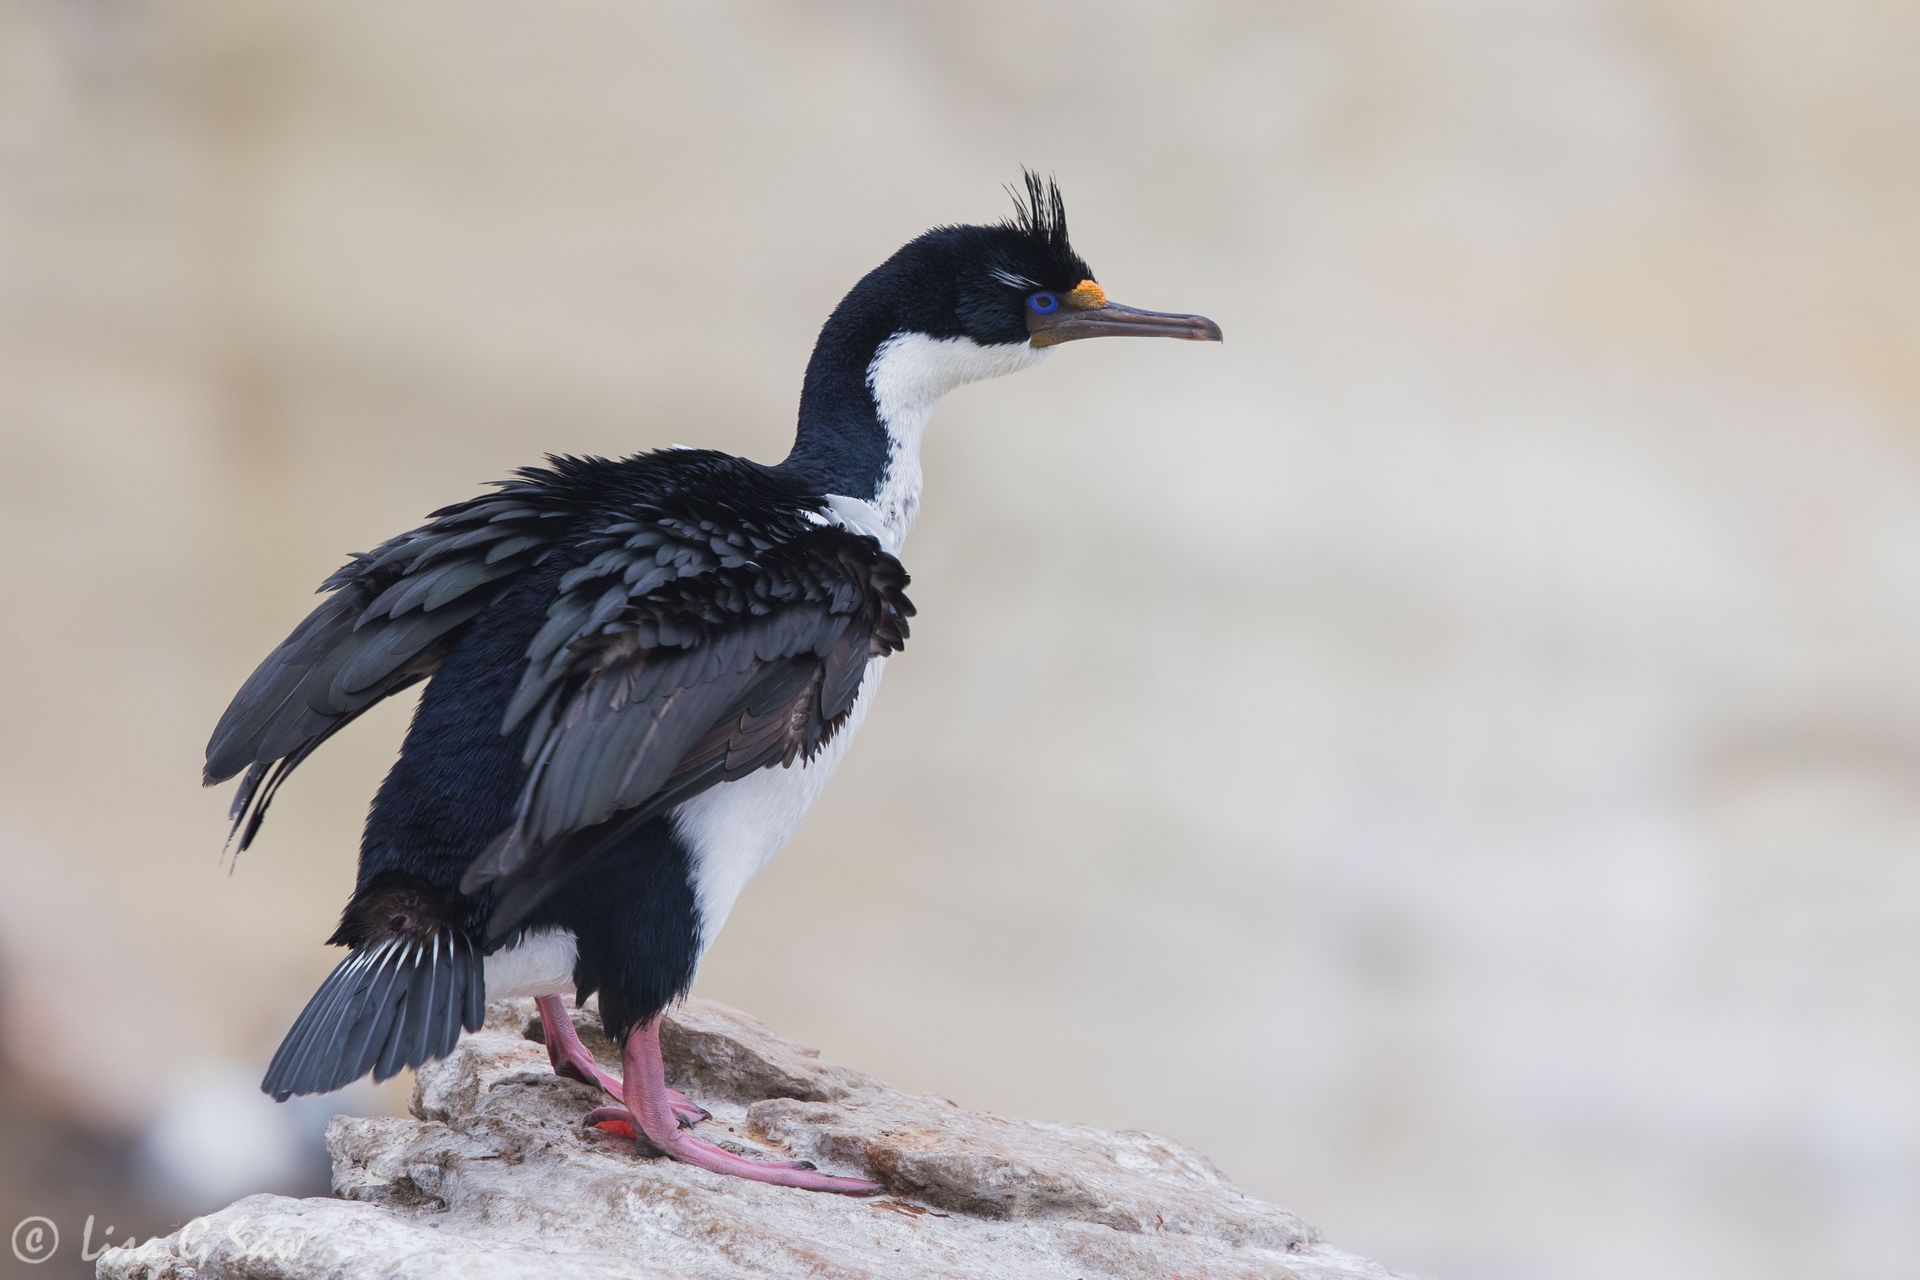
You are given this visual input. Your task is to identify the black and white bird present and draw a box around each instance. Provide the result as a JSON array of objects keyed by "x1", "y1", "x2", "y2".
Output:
[{"x1": 205, "y1": 174, "x2": 1220, "y2": 1193}]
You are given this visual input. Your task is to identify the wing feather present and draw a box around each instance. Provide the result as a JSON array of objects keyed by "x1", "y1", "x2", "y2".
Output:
[
  {"x1": 204, "y1": 474, "x2": 589, "y2": 850},
  {"x1": 463, "y1": 527, "x2": 913, "y2": 939}
]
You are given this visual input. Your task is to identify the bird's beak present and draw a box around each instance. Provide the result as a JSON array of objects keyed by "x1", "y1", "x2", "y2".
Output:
[{"x1": 1027, "y1": 280, "x2": 1223, "y2": 348}]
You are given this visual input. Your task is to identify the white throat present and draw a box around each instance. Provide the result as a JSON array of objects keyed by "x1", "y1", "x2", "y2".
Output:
[{"x1": 823, "y1": 332, "x2": 1047, "y2": 552}]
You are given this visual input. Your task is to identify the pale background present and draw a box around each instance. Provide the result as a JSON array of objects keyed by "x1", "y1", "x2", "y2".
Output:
[{"x1": 3, "y1": 3, "x2": 1917, "y2": 1279}]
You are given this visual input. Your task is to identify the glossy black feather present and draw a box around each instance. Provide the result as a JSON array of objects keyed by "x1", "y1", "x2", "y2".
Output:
[
  {"x1": 230, "y1": 451, "x2": 911, "y2": 1069},
  {"x1": 217, "y1": 178, "x2": 1101, "y2": 1093},
  {"x1": 204, "y1": 476, "x2": 594, "y2": 823},
  {"x1": 459, "y1": 488, "x2": 913, "y2": 939}
]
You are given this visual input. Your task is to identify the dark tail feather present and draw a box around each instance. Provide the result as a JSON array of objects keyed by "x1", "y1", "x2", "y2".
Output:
[{"x1": 261, "y1": 933, "x2": 485, "y2": 1101}]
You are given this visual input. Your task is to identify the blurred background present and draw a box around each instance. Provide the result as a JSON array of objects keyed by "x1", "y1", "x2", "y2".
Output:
[{"x1": 2, "y1": 2, "x2": 1917, "y2": 1277}]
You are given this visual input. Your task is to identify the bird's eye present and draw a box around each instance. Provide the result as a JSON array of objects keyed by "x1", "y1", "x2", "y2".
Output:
[{"x1": 1026, "y1": 291, "x2": 1059, "y2": 315}]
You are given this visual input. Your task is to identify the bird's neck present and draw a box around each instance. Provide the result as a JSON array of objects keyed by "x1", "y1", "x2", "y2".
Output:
[{"x1": 783, "y1": 317, "x2": 1045, "y2": 553}]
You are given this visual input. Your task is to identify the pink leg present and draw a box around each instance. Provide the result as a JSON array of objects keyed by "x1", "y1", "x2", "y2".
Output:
[
  {"x1": 536, "y1": 996, "x2": 708, "y2": 1126},
  {"x1": 589, "y1": 1018, "x2": 881, "y2": 1195}
]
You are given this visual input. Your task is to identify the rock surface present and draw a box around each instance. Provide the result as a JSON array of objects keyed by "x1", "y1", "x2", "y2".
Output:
[{"x1": 99, "y1": 999, "x2": 1409, "y2": 1279}]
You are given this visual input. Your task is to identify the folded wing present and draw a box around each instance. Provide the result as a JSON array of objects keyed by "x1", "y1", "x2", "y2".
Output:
[{"x1": 462, "y1": 525, "x2": 913, "y2": 939}]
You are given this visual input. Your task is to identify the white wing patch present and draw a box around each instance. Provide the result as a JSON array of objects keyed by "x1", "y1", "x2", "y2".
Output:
[{"x1": 818, "y1": 494, "x2": 888, "y2": 541}]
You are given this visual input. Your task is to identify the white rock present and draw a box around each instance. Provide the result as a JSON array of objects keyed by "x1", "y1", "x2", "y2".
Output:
[{"x1": 99, "y1": 998, "x2": 1412, "y2": 1280}]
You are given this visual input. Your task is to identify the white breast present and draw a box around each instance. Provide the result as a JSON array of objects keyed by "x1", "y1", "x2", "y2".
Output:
[{"x1": 672, "y1": 657, "x2": 886, "y2": 954}]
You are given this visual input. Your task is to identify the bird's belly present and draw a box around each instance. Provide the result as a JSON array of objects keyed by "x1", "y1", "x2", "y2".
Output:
[
  {"x1": 483, "y1": 927, "x2": 579, "y2": 999},
  {"x1": 671, "y1": 657, "x2": 886, "y2": 955}
]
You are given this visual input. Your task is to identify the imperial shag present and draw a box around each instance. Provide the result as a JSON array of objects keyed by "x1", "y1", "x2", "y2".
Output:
[{"x1": 206, "y1": 174, "x2": 1221, "y2": 1193}]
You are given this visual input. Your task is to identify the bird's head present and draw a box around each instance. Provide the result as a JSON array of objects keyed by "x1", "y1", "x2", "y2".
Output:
[
  {"x1": 844, "y1": 172, "x2": 1223, "y2": 363},
  {"x1": 789, "y1": 173, "x2": 1221, "y2": 523}
]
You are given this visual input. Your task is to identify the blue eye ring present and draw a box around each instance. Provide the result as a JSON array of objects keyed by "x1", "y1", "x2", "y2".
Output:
[{"x1": 1026, "y1": 290, "x2": 1059, "y2": 315}]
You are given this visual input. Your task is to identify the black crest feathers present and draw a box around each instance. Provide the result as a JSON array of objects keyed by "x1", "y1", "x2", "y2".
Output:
[{"x1": 1003, "y1": 170, "x2": 1073, "y2": 259}]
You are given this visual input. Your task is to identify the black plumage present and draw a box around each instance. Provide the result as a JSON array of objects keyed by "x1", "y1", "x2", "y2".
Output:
[
  {"x1": 474, "y1": 515, "x2": 912, "y2": 935},
  {"x1": 216, "y1": 452, "x2": 913, "y2": 1087},
  {"x1": 211, "y1": 175, "x2": 1219, "y2": 1147}
]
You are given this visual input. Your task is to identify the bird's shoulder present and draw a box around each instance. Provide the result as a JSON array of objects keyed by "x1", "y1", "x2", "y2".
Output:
[{"x1": 499, "y1": 449, "x2": 913, "y2": 732}]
